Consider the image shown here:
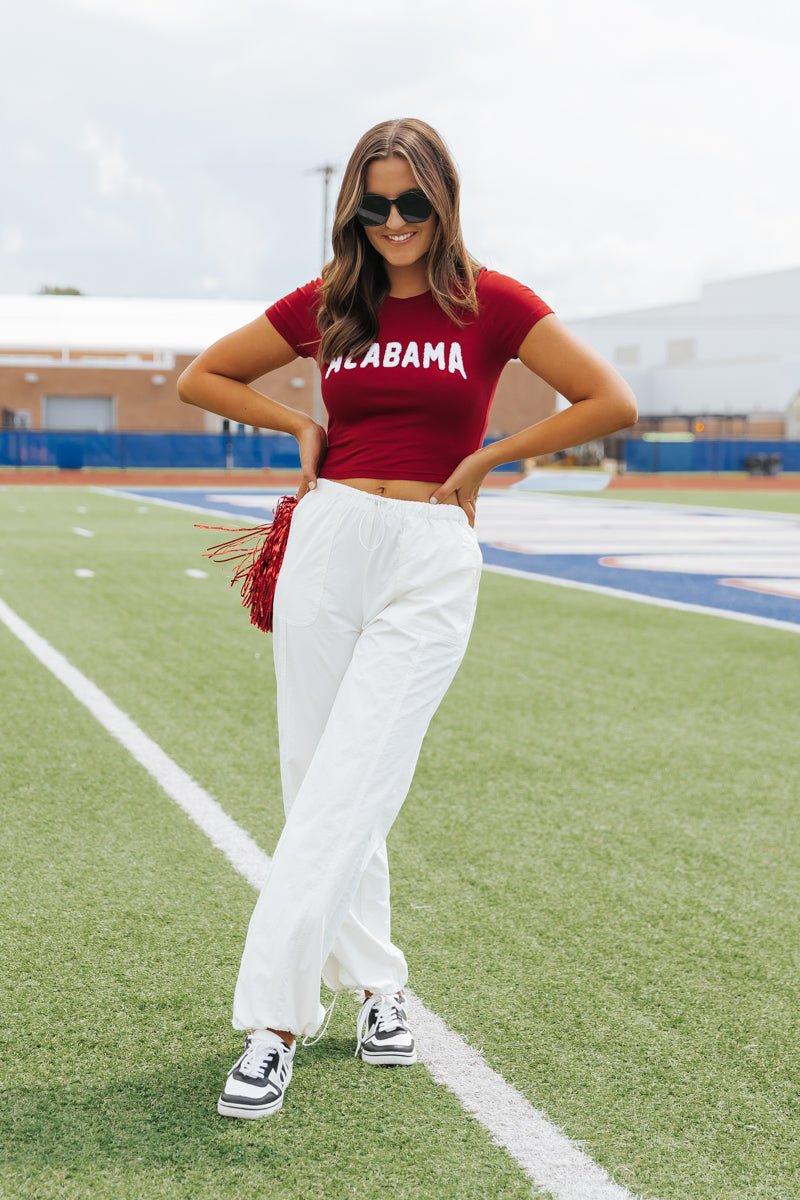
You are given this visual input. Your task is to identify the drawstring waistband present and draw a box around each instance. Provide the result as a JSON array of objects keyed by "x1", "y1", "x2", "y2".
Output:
[
  {"x1": 313, "y1": 477, "x2": 469, "y2": 525},
  {"x1": 357, "y1": 498, "x2": 386, "y2": 551}
]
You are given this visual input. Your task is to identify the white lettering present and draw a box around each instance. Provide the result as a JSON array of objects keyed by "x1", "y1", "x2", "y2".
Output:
[
  {"x1": 400, "y1": 342, "x2": 420, "y2": 368},
  {"x1": 326, "y1": 341, "x2": 467, "y2": 376},
  {"x1": 423, "y1": 342, "x2": 446, "y2": 370},
  {"x1": 448, "y1": 341, "x2": 466, "y2": 380}
]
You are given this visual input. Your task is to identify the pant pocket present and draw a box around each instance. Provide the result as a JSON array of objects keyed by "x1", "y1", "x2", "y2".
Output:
[
  {"x1": 273, "y1": 493, "x2": 346, "y2": 627},
  {"x1": 457, "y1": 522, "x2": 483, "y2": 569},
  {"x1": 402, "y1": 521, "x2": 482, "y2": 647}
]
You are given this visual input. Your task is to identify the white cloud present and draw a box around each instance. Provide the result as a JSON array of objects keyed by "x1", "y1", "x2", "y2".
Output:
[
  {"x1": 1, "y1": 227, "x2": 25, "y2": 255},
  {"x1": 79, "y1": 122, "x2": 167, "y2": 202},
  {"x1": 2, "y1": 0, "x2": 798, "y2": 311},
  {"x1": 68, "y1": 0, "x2": 256, "y2": 32}
]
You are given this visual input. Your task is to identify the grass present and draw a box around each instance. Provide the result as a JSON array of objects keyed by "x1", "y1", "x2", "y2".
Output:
[{"x1": 1, "y1": 485, "x2": 798, "y2": 1200}]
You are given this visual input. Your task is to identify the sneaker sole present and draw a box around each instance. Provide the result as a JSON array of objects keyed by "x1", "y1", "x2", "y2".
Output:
[
  {"x1": 359, "y1": 1047, "x2": 417, "y2": 1066},
  {"x1": 217, "y1": 1094, "x2": 285, "y2": 1119}
]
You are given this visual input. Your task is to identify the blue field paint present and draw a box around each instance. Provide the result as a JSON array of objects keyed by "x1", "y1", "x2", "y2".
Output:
[
  {"x1": 124, "y1": 487, "x2": 286, "y2": 519},
  {"x1": 479, "y1": 547, "x2": 800, "y2": 626},
  {"x1": 112, "y1": 487, "x2": 800, "y2": 629}
]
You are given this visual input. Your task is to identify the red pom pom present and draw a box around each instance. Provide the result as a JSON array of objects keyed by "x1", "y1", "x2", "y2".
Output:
[{"x1": 195, "y1": 493, "x2": 298, "y2": 632}]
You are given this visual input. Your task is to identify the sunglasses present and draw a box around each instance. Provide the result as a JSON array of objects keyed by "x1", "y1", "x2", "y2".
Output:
[{"x1": 355, "y1": 188, "x2": 434, "y2": 227}]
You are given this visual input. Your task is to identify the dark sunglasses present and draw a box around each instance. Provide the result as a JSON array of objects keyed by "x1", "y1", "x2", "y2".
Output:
[{"x1": 355, "y1": 188, "x2": 434, "y2": 227}]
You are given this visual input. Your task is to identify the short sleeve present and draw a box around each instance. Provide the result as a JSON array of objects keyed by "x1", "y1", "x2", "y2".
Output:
[
  {"x1": 264, "y1": 277, "x2": 323, "y2": 358},
  {"x1": 479, "y1": 268, "x2": 554, "y2": 362}
]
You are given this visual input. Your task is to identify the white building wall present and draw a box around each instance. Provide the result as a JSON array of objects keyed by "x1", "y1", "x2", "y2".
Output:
[
  {"x1": 648, "y1": 359, "x2": 787, "y2": 417},
  {"x1": 564, "y1": 267, "x2": 800, "y2": 419}
]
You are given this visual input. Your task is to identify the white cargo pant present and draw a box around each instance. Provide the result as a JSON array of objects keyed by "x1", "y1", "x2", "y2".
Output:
[{"x1": 231, "y1": 476, "x2": 483, "y2": 1039}]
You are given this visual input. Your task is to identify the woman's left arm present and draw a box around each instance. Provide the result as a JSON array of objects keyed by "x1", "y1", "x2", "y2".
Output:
[
  {"x1": 429, "y1": 314, "x2": 638, "y2": 518},
  {"x1": 478, "y1": 314, "x2": 638, "y2": 469}
]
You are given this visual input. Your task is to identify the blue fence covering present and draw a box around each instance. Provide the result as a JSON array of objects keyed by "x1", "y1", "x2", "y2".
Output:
[
  {"x1": 0, "y1": 431, "x2": 524, "y2": 472},
  {"x1": 623, "y1": 438, "x2": 800, "y2": 473},
  {"x1": 0, "y1": 431, "x2": 313, "y2": 470},
  {"x1": 1, "y1": 431, "x2": 227, "y2": 469}
]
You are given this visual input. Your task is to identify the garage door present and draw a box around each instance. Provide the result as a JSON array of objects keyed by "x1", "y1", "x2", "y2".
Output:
[{"x1": 43, "y1": 396, "x2": 114, "y2": 430}]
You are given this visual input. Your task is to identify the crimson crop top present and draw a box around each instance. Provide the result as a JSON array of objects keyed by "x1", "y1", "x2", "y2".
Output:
[{"x1": 263, "y1": 265, "x2": 554, "y2": 483}]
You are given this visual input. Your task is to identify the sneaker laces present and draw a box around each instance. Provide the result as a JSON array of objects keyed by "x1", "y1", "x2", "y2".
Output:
[
  {"x1": 239, "y1": 1036, "x2": 286, "y2": 1080},
  {"x1": 354, "y1": 990, "x2": 407, "y2": 1058}
]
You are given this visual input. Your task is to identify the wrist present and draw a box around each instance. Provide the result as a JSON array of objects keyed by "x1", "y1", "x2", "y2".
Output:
[
  {"x1": 287, "y1": 412, "x2": 316, "y2": 439},
  {"x1": 477, "y1": 441, "x2": 506, "y2": 471}
]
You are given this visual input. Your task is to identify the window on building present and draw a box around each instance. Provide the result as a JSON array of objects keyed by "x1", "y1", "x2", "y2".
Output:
[
  {"x1": 43, "y1": 396, "x2": 114, "y2": 430},
  {"x1": 667, "y1": 339, "x2": 696, "y2": 364},
  {"x1": 786, "y1": 390, "x2": 800, "y2": 438}
]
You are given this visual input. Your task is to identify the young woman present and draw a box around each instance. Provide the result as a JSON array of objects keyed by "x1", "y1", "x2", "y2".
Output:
[{"x1": 178, "y1": 117, "x2": 637, "y2": 1119}]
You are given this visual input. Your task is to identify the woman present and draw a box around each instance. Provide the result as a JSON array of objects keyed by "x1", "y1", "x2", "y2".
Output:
[{"x1": 178, "y1": 117, "x2": 638, "y2": 1120}]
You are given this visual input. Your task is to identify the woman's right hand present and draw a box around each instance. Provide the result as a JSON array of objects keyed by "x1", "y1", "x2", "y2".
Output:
[{"x1": 294, "y1": 418, "x2": 328, "y2": 499}]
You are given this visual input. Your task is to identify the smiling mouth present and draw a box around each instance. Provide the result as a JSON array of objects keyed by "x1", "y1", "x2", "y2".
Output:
[{"x1": 384, "y1": 232, "x2": 417, "y2": 243}]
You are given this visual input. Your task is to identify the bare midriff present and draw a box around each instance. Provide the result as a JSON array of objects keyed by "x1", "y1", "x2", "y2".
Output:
[{"x1": 330, "y1": 478, "x2": 460, "y2": 505}]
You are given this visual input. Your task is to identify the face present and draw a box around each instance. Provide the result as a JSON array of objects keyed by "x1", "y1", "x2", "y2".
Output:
[{"x1": 360, "y1": 154, "x2": 437, "y2": 268}]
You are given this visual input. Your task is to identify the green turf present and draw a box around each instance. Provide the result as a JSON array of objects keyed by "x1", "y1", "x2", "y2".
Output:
[
  {"x1": 547, "y1": 488, "x2": 800, "y2": 514},
  {"x1": 0, "y1": 506, "x2": 538, "y2": 1199},
  {"x1": 1, "y1": 486, "x2": 798, "y2": 1200}
]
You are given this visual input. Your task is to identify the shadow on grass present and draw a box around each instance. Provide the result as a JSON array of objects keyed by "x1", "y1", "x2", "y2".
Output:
[{"x1": 4, "y1": 1035, "x2": 449, "y2": 1173}]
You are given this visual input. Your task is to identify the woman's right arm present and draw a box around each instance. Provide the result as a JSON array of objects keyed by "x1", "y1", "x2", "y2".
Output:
[{"x1": 177, "y1": 314, "x2": 314, "y2": 437}]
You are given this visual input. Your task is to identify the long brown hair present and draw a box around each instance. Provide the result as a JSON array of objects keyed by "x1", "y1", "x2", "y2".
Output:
[{"x1": 311, "y1": 118, "x2": 484, "y2": 369}]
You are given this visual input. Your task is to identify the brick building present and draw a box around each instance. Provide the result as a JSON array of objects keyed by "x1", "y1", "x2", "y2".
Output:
[{"x1": 0, "y1": 292, "x2": 556, "y2": 439}]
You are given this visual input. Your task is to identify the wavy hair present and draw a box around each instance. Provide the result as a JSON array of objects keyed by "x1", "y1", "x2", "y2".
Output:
[{"x1": 311, "y1": 118, "x2": 484, "y2": 369}]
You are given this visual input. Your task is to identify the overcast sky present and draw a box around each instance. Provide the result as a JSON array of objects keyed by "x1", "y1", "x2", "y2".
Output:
[{"x1": 2, "y1": 0, "x2": 798, "y2": 320}]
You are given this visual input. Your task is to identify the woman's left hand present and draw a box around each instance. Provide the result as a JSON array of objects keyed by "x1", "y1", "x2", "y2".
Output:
[{"x1": 428, "y1": 450, "x2": 493, "y2": 528}]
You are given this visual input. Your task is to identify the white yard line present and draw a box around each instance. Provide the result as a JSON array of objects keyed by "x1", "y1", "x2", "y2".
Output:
[
  {"x1": 1, "y1": 594, "x2": 643, "y2": 1200},
  {"x1": 93, "y1": 486, "x2": 273, "y2": 523},
  {"x1": 71, "y1": 526, "x2": 95, "y2": 538},
  {"x1": 0, "y1": 598, "x2": 268, "y2": 887},
  {"x1": 489, "y1": 564, "x2": 800, "y2": 635}
]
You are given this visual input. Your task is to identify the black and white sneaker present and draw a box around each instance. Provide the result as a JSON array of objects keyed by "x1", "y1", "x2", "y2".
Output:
[
  {"x1": 355, "y1": 989, "x2": 417, "y2": 1066},
  {"x1": 217, "y1": 1029, "x2": 296, "y2": 1119}
]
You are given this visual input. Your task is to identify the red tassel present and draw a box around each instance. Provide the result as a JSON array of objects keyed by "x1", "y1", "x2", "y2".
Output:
[{"x1": 195, "y1": 493, "x2": 298, "y2": 632}]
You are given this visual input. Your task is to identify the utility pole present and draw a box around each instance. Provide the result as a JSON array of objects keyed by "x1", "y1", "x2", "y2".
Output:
[{"x1": 306, "y1": 162, "x2": 337, "y2": 424}]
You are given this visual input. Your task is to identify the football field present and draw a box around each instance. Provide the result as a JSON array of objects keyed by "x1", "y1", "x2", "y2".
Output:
[{"x1": 2, "y1": 483, "x2": 798, "y2": 1200}]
